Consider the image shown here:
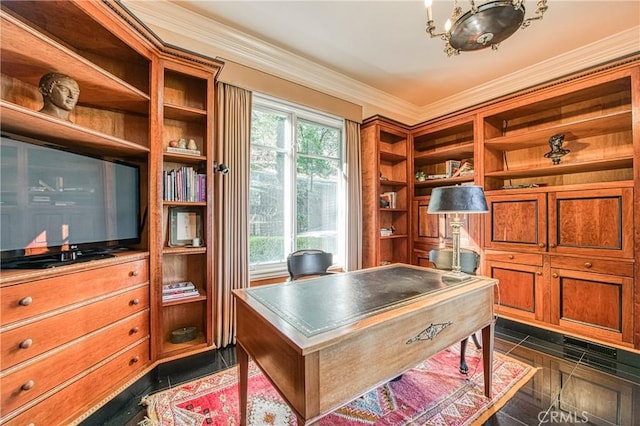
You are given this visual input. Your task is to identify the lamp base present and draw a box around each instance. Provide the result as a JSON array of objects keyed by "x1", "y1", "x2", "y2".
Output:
[{"x1": 442, "y1": 271, "x2": 474, "y2": 283}]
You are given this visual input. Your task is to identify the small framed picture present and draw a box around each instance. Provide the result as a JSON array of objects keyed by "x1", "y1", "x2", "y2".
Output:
[{"x1": 168, "y1": 207, "x2": 203, "y2": 247}]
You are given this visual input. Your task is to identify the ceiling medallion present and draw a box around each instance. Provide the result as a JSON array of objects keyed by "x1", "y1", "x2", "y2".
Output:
[{"x1": 425, "y1": 0, "x2": 548, "y2": 56}]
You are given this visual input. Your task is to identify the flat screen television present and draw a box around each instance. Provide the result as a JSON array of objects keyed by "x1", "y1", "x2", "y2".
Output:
[{"x1": 0, "y1": 132, "x2": 141, "y2": 269}]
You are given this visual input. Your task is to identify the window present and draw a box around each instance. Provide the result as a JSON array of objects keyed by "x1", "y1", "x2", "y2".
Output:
[{"x1": 249, "y1": 94, "x2": 345, "y2": 278}]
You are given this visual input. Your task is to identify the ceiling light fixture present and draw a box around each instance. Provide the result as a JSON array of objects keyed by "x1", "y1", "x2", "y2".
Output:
[{"x1": 424, "y1": 0, "x2": 548, "y2": 56}]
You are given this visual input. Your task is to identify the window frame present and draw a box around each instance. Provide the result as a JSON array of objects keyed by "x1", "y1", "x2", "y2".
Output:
[{"x1": 249, "y1": 93, "x2": 346, "y2": 280}]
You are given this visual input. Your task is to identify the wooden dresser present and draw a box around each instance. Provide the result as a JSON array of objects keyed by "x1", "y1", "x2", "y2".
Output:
[{"x1": 0, "y1": 253, "x2": 149, "y2": 425}]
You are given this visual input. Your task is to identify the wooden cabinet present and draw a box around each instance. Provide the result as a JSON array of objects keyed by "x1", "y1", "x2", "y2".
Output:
[
  {"x1": 485, "y1": 184, "x2": 635, "y2": 346},
  {"x1": 479, "y1": 62, "x2": 638, "y2": 349},
  {"x1": 360, "y1": 117, "x2": 411, "y2": 268},
  {"x1": 374, "y1": 59, "x2": 640, "y2": 350},
  {"x1": 0, "y1": 0, "x2": 222, "y2": 422},
  {"x1": 153, "y1": 60, "x2": 218, "y2": 359},
  {"x1": 0, "y1": 255, "x2": 149, "y2": 425}
]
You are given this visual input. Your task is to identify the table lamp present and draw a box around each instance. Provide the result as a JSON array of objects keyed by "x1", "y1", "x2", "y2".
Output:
[{"x1": 427, "y1": 185, "x2": 488, "y2": 282}]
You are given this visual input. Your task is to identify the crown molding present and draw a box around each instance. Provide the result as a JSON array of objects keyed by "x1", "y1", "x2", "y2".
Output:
[
  {"x1": 122, "y1": 0, "x2": 421, "y2": 121},
  {"x1": 417, "y1": 26, "x2": 640, "y2": 123},
  {"x1": 123, "y1": 1, "x2": 638, "y2": 125}
]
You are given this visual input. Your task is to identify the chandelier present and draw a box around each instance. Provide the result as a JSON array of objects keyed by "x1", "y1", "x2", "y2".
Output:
[{"x1": 424, "y1": 0, "x2": 548, "y2": 56}]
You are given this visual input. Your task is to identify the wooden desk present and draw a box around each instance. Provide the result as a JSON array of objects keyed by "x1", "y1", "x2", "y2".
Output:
[{"x1": 233, "y1": 264, "x2": 497, "y2": 425}]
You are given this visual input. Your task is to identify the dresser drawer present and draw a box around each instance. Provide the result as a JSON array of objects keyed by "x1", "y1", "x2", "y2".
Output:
[
  {"x1": 484, "y1": 250, "x2": 543, "y2": 266},
  {"x1": 1, "y1": 285, "x2": 148, "y2": 370},
  {"x1": 550, "y1": 256, "x2": 633, "y2": 277},
  {"x1": 1, "y1": 310, "x2": 149, "y2": 414},
  {"x1": 1, "y1": 259, "x2": 148, "y2": 325},
  {"x1": 1, "y1": 340, "x2": 149, "y2": 426}
]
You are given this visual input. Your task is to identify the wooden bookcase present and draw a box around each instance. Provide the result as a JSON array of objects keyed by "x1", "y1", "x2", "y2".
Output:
[
  {"x1": 154, "y1": 60, "x2": 217, "y2": 359},
  {"x1": 360, "y1": 57, "x2": 639, "y2": 350},
  {"x1": 410, "y1": 114, "x2": 481, "y2": 264},
  {"x1": 360, "y1": 117, "x2": 411, "y2": 268},
  {"x1": 480, "y1": 66, "x2": 638, "y2": 349},
  {"x1": 0, "y1": 1, "x2": 222, "y2": 423}
]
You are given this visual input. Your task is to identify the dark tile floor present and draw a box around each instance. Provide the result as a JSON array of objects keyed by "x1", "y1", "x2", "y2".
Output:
[{"x1": 83, "y1": 319, "x2": 640, "y2": 425}]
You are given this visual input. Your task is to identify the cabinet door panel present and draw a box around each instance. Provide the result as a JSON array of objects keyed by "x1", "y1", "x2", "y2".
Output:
[
  {"x1": 484, "y1": 193, "x2": 547, "y2": 252},
  {"x1": 488, "y1": 261, "x2": 545, "y2": 322},
  {"x1": 414, "y1": 200, "x2": 440, "y2": 243},
  {"x1": 548, "y1": 188, "x2": 633, "y2": 258},
  {"x1": 551, "y1": 268, "x2": 632, "y2": 344}
]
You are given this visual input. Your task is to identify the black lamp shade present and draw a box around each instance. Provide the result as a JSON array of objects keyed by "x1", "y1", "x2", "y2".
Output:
[{"x1": 427, "y1": 185, "x2": 489, "y2": 214}]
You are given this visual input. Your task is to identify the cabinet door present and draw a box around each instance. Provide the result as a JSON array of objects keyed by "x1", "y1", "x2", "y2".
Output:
[
  {"x1": 548, "y1": 187, "x2": 633, "y2": 258},
  {"x1": 487, "y1": 260, "x2": 546, "y2": 322},
  {"x1": 484, "y1": 193, "x2": 547, "y2": 252},
  {"x1": 413, "y1": 198, "x2": 440, "y2": 244},
  {"x1": 550, "y1": 267, "x2": 633, "y2": 345},
  {"x1": 413, "y1": 197, "x2": 472, "y2": 245}
]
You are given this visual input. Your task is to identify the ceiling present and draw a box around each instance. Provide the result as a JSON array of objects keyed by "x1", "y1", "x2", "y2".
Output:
[{"x1": 126, "y1": 1, "x2": 640, "y2": 122}]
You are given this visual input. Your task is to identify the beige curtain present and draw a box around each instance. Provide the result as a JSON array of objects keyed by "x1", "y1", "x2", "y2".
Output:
[
  {"x1": 214, "y1": 82, "x2": 252, "y2": 348},
  {"x1": 345, "y1": 119, "x2": 362, "y2": 271}
]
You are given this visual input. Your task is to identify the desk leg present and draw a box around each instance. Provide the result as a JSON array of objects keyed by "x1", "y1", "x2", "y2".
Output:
[
  {"x1": 481, "y1": 322, "x2": 494, "y2": 398},
  {"x1": 237, "y1": 343, "x2": 249, "y2": 426}
]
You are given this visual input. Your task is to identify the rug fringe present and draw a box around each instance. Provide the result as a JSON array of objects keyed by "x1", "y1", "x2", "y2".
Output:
[
  {"x1": 138, "y1": 416, "x2": 159, "y2": 426},
  {"x1": 138, "y1": 394, "x2": 160, "y2": 426}
]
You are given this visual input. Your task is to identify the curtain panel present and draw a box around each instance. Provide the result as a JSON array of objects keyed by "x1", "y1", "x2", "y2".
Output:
[
  {"x1": 345, "y1": 119, "x2": 363, "y2": 271},
  {"x1": 214, "y1": 82, "x2": 252, "y2": 348}
]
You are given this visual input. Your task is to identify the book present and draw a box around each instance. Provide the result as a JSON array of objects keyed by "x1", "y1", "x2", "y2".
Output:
[
  {"x1": 163, "y1": 290, "x2": 200, "y2": 301},
  {"x1": 163, "y1": 281, "x2": 196, "y2": 293},
  {"x1": 445, "y1": 160, "x2": 461, "y2": 178},
  {"x1": 166, "y1": 146, "x2": 201, "y2": 156}
]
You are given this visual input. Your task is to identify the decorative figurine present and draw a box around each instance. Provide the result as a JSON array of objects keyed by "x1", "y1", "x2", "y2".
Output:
[
  {"x1": 544, "y1": 133, "x2": 569, "y2": 165},
  {"x1": 187, "y1": 138, "x2": 198, "y2": 151},
  {"x1": 38, "y1": 72, "x2": 80, "y2": 122},
  {"x1": 178, "y1": 138, "x2": 187, "y2": 149}
]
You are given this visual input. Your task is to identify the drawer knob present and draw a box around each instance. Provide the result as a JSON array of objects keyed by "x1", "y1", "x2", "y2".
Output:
[
  {"x1": 130, "y1": 298, "x2": 140, "y2": 306},
  {"x1": 553, "y1": 273, "x2": 559, "y2": 278},
  {"x1": 549, "y1": 243, "x2": 556, "y2": 248},
  {"x1": 130, "y1": 327, "x2": 139, "y2": 335},
  {"x1": 536, "y1": 271, "x2": 542, "y2": 276},
  {"x1": 130, "y1": 356, "x2": 139, "y2": 365},
  {"x1": 584, "y1": 262, "x2": 592, "y2": 268},
  {"x1": 508, "y1": 255, "x2": 514, "y2": 259},
  {"x1": 129, "y1": 270, "x2": 139, "y2": 277},
  {"x1": 538, "y1": 243, "x2": 545, "y2": 248},
  {"x1": 19, "y1": 339, "x2": 33, "y2": 349},
  {"x1": 21, "y1": 380, "x2": 35, "y2": 391},
  {"x1": 19, "y1": 297, "x2": 33, "y2": 306}
]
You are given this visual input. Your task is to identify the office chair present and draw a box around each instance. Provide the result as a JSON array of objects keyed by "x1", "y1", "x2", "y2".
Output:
[
  {"x1": 429, "y1": 247, "x2": 482, "y2": 374},
  {"x1": 286, "y1": 249, "x2": 333, "y2": 281}
]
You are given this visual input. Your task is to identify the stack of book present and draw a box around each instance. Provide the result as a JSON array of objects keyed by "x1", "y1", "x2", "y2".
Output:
[
  {"x1": 162, "y1": 281, "x2": 200, "y2": 302},
  {"x1": 162, "y1": 166, "x2": 206, "y2": 202}
]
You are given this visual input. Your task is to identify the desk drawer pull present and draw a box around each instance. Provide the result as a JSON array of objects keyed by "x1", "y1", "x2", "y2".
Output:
[
  {"x1": 584, "y1": 262, "x2": 592, "y2": 268},
  {"x1": 129, "y1": 270, "x2": 139, "y2": 277},
  {"x1": 406, "y1": 321, "x2": 452, "y2": 344},
  {"x1": 19, "y1": 297, "x2": 33, "y2": 306},
  {"x1": 21, "y1": 380, "x2": 35, "y2": 391},
  {"x1": 19, "y1": 338, "x2": 33, "y2": 349},
  {"x1": 130, "y1": 298, "x2": 140, "y2": 306}
]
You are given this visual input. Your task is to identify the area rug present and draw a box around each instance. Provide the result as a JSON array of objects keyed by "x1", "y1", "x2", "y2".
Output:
[{"x1": 140, "y1": 344, "x2": 536, "y2": 426}]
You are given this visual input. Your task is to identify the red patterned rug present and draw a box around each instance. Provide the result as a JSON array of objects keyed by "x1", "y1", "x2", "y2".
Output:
[{"x1": 140, "y1": 344, "x2": 535, "y2": 426}]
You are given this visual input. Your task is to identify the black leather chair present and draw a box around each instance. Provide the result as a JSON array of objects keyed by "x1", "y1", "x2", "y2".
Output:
[
  {"x1": 429, "y1": 247, "x2": 482, "y2": 374},
  {"x1": 286, "y1": 249, "x2": 333, "y2": 281}
]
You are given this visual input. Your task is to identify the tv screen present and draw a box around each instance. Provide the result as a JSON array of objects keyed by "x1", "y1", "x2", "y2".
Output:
[{"x1": 0, "y1": 133, "x2": 141, "y2": 268}]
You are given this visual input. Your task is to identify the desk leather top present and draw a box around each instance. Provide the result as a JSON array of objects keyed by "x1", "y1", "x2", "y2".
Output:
[{"x1": 245, "y1": 265, "x2": 476, "y2": 337}]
